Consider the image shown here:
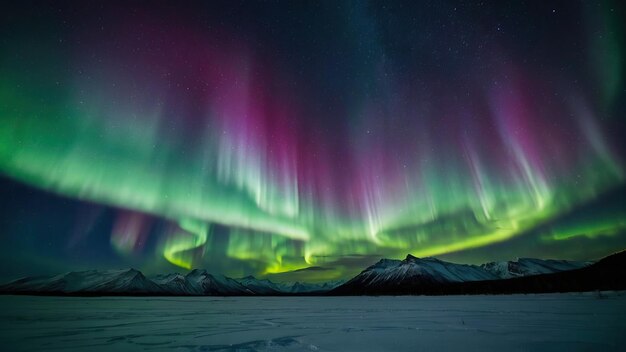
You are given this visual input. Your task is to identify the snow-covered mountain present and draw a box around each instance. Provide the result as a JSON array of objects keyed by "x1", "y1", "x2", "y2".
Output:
[
  {"x1": 152, "y1": 273, "x2": 198, "y2": 295},
  {"x1": 0, "y1": 269, "x2": 344, "y2": 296},
  {"x1": 234, "y1": 277, "x2": 345, "y2": 294},
  {"x1": 0, "y1": 255, "x2": 596, "y2": 296},
  {"x1": 185, "y1": 269, "x2": 253, "y2": 295},
  {"x1": 235, "y1": 276, "x2": 285, "y2": 294},
  {"x1": 337, "y1": 255, "x2": 498, "y2": 292},
  {"x1": 480, "y1": 258, "x2": 592, "y2": 279},
  {"x1": 333, "y1": 255, "x2": 594, "y2": 294},
  {"x1": 285, "y1": 280, "x2": 346, "y2": 293},
  {"x1": 1, "y1": 269, "x2": 164, "y2": 294},
  {"x1": 334, "y1": 250, "x2": 626, "y2": 295},
  {"x1": 287, "y1": 281, "x2": 327, "y2": 293}
]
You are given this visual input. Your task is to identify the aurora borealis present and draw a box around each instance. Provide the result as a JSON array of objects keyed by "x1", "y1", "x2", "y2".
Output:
[{"x1": 0, "y1": 1, "x2": 624, "y2": 282}]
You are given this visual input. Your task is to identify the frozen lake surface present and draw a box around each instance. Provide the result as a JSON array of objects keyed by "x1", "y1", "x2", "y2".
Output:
[{"x1": 1, "y1": 293, "x2": 625, "y2": 351}]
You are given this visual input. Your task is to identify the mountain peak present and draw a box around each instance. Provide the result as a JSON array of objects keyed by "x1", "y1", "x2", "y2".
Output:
[
  {"x1": 405, "y1": 254, "x2": 418, "y2": 261},
  {"x1": 402, "y1": 254, "x2": 442, "y2": 263}
]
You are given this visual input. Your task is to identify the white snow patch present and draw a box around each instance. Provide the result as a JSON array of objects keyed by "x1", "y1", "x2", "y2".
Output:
[{"x1": 0, "y1": 292, "x2": 624, "y2": 351}]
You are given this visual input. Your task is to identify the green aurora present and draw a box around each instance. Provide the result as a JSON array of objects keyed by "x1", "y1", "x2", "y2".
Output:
[{"x1": 0, "y1": 1, "x2": 624, "y2": 281}]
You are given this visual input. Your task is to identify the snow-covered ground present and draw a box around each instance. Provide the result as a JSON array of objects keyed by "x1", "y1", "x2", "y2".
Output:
[{"x1": 1, "y1": 293, "x2": 625, "y2": 351}]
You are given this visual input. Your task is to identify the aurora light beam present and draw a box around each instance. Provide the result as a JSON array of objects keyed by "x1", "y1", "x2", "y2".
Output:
[{"x1": 0, "y1": 1, "x2": 624, "y2": 281}]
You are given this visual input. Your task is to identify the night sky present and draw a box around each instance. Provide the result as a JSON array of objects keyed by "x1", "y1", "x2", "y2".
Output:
[{"x1": 0, "y1": 1, "x2": 624, "y2": 282}]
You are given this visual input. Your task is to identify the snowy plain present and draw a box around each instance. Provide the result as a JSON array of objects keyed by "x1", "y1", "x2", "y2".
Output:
[{"x1": 0, "y1": 293, "x2": 625, "y2": 351}]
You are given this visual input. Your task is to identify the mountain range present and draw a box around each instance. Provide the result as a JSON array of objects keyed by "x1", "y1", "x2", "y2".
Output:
[
  {"x1": 1, "y1": 251, "x2": 624, "y2": 296},
  {"x1": 333, "y1": 251, "x2": 625, "y2": 295},
  {"x1": 0, "y1": 268, "x2": 345, "y2": 296},
  {"x1": 332, "y1": 255, "x2": 592, "y2": 294}
]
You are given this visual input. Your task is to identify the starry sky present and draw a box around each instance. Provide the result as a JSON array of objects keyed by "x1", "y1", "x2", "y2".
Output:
[{"x1": 0, "y1": 1, "x2": 624, "y2": 282}]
